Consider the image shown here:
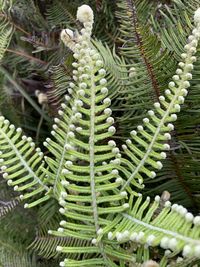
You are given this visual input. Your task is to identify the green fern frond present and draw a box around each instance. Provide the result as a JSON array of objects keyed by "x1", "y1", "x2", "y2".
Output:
[
  {"x1": 114, "y1": 0, "x2": 178, "y2": 132},
  {"x1": 94, "y1": 40, "x2": 127, "y2": 98},
  {"x1": 119, "y1": 15, "x2": 200, "y2": 193},
  {"x1": 0, "y1": 198, "x2": 19, "y2": 219},
  {"x1": 44, "y1": 6, "x2": 130, "y2": 265},
  {"x1": 45, "y1": 5, "x2": 200, "y2": 266},
  {"x1": 29, "y1": 233, "x2": 91, "y2": 260},
  {"x1": 120, "y1": 0, "x2": 200, "y2": 209},
  {"x1": 109, "y1": 194, "x2": 200, "y2": 259},
  {"x1": 47, "y1": 64, "x2": 72, "y2": 109},
  {"x1": 150, "y1": 0, "x2": 199, "y2": 56},
  {"x1": 52, "y1": 5, "x2": 200, "y2": 265},
  {"x1": 2, "y1": 3, "x2": 200, "y2": 267},
  {"x1": 116, "y1": 0, "x2": 174, "y2": 96},
  {"x1": 0, "y1": 247, "x2": 38, "y2": 267},
  {"x1": 0, "y1": 119, "x2": 50, "y2": 207},
  {"x1": 0, "y1": 0, "x2": 14, "y2": 61},
  {"x1": 46, "y1": 0, "x2": 78, "y2": 29},
  {"x1": 112, "y1": 0, "x2": 200, "y2": 210}
]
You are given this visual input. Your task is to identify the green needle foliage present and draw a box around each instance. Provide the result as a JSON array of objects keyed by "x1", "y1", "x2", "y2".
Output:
[{"x1": 1, "y1": 3, "x2": 200, "y2": 267}]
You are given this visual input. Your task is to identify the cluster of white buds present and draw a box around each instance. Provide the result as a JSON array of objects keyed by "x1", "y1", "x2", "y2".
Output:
[
  {"x1": 165, "y1": 10, "x2": 200, "y2": 100},
  {"x1": 129, "y1": 67, "x2": 136, "y2": 78},
  {"x1": 61, "y1": 5, "x2": 94, "y2": 52},
  {"x1": 182, "y1": 244, "x2": 200, "y2": 258},
  {"x1": 77, "y1": 5, "x2": 94, "y2": 23},
  {"x1": 60, "y1": 29, "x2": 76, "y2": 52},
  {"x1": 60, "y1": 6, "x2": 115, "y2": 146},
  {"x1": 109, "y1": 226, "x2": 200, "y2": 259}
]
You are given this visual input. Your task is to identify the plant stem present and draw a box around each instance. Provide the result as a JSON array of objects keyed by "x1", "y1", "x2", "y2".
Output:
[
  {"x1": 6, "y1": 49, "x2": 47, "y2": 65},
  {"x1": 0, "y1": 66, "x2": 51, "y2": 122}
]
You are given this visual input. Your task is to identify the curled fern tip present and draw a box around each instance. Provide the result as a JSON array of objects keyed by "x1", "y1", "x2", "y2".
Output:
[{"x1": 77, "y1": 4, "x2": 94, "y2": 23}]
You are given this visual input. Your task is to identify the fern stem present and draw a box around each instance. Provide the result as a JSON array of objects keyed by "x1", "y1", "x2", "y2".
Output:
[
  {"x1": 89, "y1": 46, "x2": 110, "y2": 267},
  {"x1": 89, "y1": 62, "x2": 100, "y2": 234},
  {"x1": 125, "y1": 0, "x2": 161, "y2": 99},
  {"x1": 89, "y1": 58, "x2": 108, "y2": 263}
]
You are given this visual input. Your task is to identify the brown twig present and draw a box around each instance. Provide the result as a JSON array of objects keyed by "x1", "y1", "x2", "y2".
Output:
[
  {"x1": 6, "y1": 48, "x2": 47, "y2": 65},
  {"x1": 0, "y1": 13, "x2": 30, "y2": 36}
]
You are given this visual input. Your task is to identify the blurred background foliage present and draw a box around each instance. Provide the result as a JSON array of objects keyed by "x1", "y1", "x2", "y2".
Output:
[{"x1": 1, "y1": 0, "x2": 200, "y2": 265}]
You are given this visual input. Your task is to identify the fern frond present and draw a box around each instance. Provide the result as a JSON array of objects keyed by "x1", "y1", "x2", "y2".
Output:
[
  {"x1": 150, "y1": 0, "x2": 199, "y2": 56},
  {"x1": 0, "y1": 247, "x2": 38, "y2": 267},
  {"x1": 45, "y1": 5, "x2": 132, "y2": 266},
  {"x1": 0, "y1": 118, "x2": 50, "y2": 207},
  {"x1": 44, "y1": 5, "x2": 200, "y2": 266},
  {"x1": 119, "y1": 13, "x2": 200, "y2": 193},
  {"x1": 46, "y1": 0, "x2": 78, "y2": 29},
  {"x1": 0, "y1": 0, "x2": 14, "y2": 61},
  {"x1": 142, "y1": 2, "x2": 200, "y2": 209},
  {"x1": 94, "y1": 40, "x2": 127, "y2": 98},
  {"x1": 0, "y1": 198, "x2": 19, "y2": 219},
  {"x1": 47, "y1": 64, "x2": 72, "y2": 109},
  {"x1": 2, "y1": 3, "x2": 200, "y2": 267},
  {"x1": 109, "y1": 194, "x2": 200, "y2": 259},
  {"x1": 116, "y1": 0, "x2": 175, "y2": 97},
  {"x1": 114, "y1": 0, "x2": 178, "y2": 133},
  {"x1": 30, "y1": 234, "x2": 91, "y2": 260}
]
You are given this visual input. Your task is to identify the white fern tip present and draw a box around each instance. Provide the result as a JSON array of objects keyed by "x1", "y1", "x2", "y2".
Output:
[
  {"x1": 60, "y1": 29, "x2": 75, "y2": 50},
  {"x1": 77, "y1": 4, "x2": 94, "y2": 23}
]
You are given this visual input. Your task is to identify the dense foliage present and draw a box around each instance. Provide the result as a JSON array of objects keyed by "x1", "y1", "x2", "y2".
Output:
[{"x1": 1, "y1": 0, "x2": 200, "y2": 266}]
